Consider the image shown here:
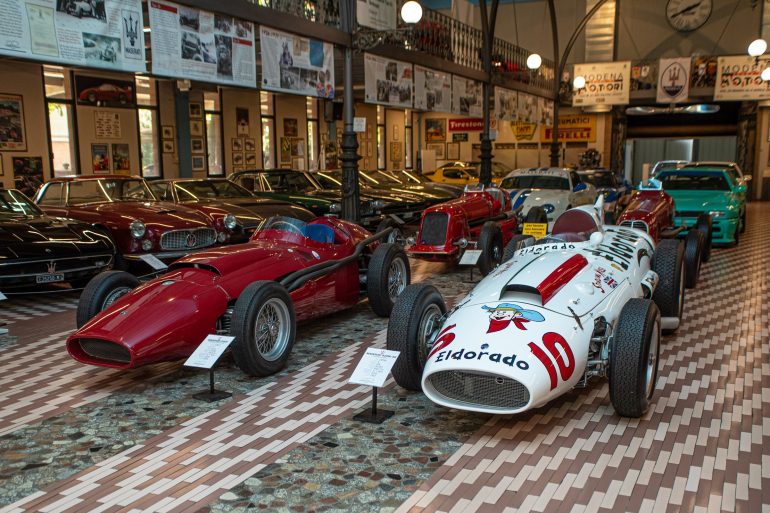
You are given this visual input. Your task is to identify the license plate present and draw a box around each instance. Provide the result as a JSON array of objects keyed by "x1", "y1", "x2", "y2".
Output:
[
  {"x1": 36, "y1": 273, "x2": 64, "y2": 284},
  {"x1": 522, "y1": 222, "x2": 548, "y2": 238}
]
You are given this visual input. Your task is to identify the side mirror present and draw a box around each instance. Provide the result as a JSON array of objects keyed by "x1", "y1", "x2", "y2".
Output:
[
  {"x1": 573, "y1": 183, "x2": 587, "y2": 193},
  {"x1": 736, "y1": 184, "x2": 747, "y2": 193}
]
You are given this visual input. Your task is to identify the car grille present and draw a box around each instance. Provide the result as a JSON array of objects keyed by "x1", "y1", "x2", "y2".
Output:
[
  {"x1": 426, "y1": 370, "x2": 530, "y2": 410},
  {"x1": 0, "y1": 254, "x2": 113, "y2": 279},
  {"x1": 620, "y1": 220, "x2": 649, "y2": 233},
  {"x1": 160, "y1": 228, "x2": 216, "y2": 250},
  {"x1": 419, "y1": 212, "x2": 449, "y2": 246},
  {"x1": 77, "y1": 338, "x2": 131, "y2": 364}
]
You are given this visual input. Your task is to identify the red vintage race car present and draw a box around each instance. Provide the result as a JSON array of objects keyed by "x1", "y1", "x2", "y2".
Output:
[
  {"x1": 68, "y1": 216, "x2": 409, "y2": 377},
  {"x1": 406, "y1": 185, "x2": 541, "y2": 276}
]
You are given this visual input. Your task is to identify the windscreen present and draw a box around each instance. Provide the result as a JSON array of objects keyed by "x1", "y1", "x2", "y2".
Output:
[
  {"x1": 500, "y1": 175, "x2": 570, "y2": 190},
  {"x1": 0, "y1": 189, "x2": 41, "y2": 216},
  {"x1": 580, "y1": 173, "x2": 616, "y2": 188},
  {"x1": 658, "y1": 171, "x2": 729, "y2": 191},
  {"x1": 68, "y1": 179, "x2": 155, "y2": 204},
  {"x1": 173, "y1": 180, "x2": 252, "y2": 201}
]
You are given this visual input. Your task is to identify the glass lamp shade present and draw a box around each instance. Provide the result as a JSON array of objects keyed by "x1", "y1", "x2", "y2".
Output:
[
  {"x1": 401, "y1": 1, "x2": 423, "y2": 24},
  {"x1": 526, "y1": 53, "x2": 542, "y2": 70},
  {"x1": 748, "y1": 39, "x2": 767, "y2": 57},
  {"x1": 573, "y1": 75, "x2": 586, "y2": 89}
]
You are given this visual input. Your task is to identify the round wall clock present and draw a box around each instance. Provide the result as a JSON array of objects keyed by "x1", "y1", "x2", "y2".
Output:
[{"x1": 666, "y1": 0, "x2": 712, "y2": 32}]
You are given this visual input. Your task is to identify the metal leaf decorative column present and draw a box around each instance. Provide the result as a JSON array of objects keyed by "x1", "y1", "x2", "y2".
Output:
[
  {"x1": 478, "y1": 0, "x2": 499, "y2": 186},
  {"x1": 339, "y1": 0, "x2": 361, "y2": 223}
]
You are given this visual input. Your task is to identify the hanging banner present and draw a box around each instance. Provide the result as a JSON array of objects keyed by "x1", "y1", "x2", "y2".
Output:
[
  {"x1": 494, "y1": 88, "x2": 517, "y2": 121},
  {"x1": 149, "y1": 1, "x2": 256, "y2": 87},
  {"x1": 538, "y1": 97, "x2": 554, "y2": 126},
  {"x1": 357, "y1": 0, "x2": 396, "y2": 30},
  {"x1": 714, "y1": 55, "x2": 770, "y2": 101},
  {"x1": 452, "y1": 76, "x2": 482, "y2": 117},
  {"x1": 260, "y1": 27, "x2": 334, "y2": 98},
  {"x1": 0, "y1": 0, "x2": 145, "y2": 72},
  {"x1": 572, "y1": 61, "x2": 631, "y2": 106},
  {"x1": 414, "y1": 66, "x2": 451, "y2": 112},
  {"x1": 364, "y1": 53, "x2": 412, "y2": 108},
  {"x1": 657, "y1": 57, "x2": 690, "y2": 104},
  {"x1": 540, "y1": 114, "x2": 597, "y2": 143},
  {"x1": 517, "y1": 92, "x2": 539, "y2": 123}
]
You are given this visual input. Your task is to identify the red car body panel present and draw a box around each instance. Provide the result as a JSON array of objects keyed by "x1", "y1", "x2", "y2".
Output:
[
  {"x1": 67, "y1": 217, "x2": 371, "y2": 369},
  {"x1": 617, "y1": 190, "x2": 675, "y2": 242}
]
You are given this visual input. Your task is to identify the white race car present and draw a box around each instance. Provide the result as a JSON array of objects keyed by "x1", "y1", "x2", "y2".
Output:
[
  {"x1": 387, "y1": 197, "x2": 685, "y2": 417},
  {"x1": 500, "y1": 168, "x2": 598, "y2": 229}
]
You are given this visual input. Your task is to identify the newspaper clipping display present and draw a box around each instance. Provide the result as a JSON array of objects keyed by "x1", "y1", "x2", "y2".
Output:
[
  {"x1": 414, "y1": 66, "x2": 451, "y2": 112},
  {"x1": 0, "y1": 0, "x2": 145, "y2": 72},
  {"x1": 714, "y1": 55, "x2": 770, "y2": 101},
  {"x1": 452, "y1": 76, "x2": 482, "y2": 117},
  {"x1": 494, "y1": 88, "x2": 517, "y2": 121},
  {"x1": 364, "y1": 53, "x2": 413, "y2": 108},
  {"x1": 657, "y1": 57, "x2": 690, "y2": 104},
  {"x1": 572, "y1": 61, "x2": 631, "y2": 106},
  {"x1": 149, "y1": 0, "x2": 256, "y2": 87},
  {"x1": 261, "y1": 26, "x2": 335, "y2": 98},
  {"x1": 357, "y1": 0, "x2": 396, "y2": 30}
]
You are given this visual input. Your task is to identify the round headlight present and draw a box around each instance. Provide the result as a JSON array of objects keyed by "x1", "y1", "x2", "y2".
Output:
[
  {"x1": 130, "y1": 220, "x2": 146, "y2": 239},
  {"x1": 542, "y1": 203, "x2": 555, "y2": 214},
  {"x1": 224, "y1": 214, "x2": 237, "y2": 230},
  {"x1": 328, "y1": 203, "x2": 341, "y2": 214}
]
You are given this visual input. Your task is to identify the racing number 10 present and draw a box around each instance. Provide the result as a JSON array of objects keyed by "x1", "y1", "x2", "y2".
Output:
[{"x1": 528, "y1": 332, "x2": 575, "y2": 390}]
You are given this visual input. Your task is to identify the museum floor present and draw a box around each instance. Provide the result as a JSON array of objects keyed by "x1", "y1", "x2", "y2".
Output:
[{"x1": 0, "y1": 203, "x2": 768, "y2": 513}]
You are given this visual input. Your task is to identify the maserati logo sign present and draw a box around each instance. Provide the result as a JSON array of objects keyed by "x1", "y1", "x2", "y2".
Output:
[
  {"x1": 657, "y1": 57, "x2": 690, "y2": 104},
  {"x1": 47, "y1": 261, "x2": 57, "y2": 274},
  {"x1": 122, "y1": 10, "x2": 142, "y2": 61},
  {"x1": 185, "y1": 233, "x2": 197, "y2": 248}
]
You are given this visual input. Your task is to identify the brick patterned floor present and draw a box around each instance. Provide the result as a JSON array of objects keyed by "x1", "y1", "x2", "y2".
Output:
[{"x1": 1, "y1": 203, "x2": 768, "y2": 513}]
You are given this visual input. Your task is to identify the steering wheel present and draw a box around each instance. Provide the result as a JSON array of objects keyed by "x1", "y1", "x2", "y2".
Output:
[{"x1": 269, "y1": 220, "x2": 304, "y2": 235}]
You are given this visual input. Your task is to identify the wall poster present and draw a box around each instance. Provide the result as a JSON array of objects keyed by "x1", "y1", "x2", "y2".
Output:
[
  {"x1": 517, "y1": 92, "x2": 539, "y2": 123},
  {"x1": 260, "y1": 26, "x2": 335, "y2": 98},
  {"x1": 0, "y1": 94, "x2": 26, "y2": 151},
  {"x1": 94, "y1": 111, "x2": 121, "y2": 138},
  {"x1": 357, "y1": 0, "x2": 396, "y2": 30},
  {"x1": 572, "y1": 61, "x2": 631, "y2": 106},
  {"x1": 657, "y1": 57, "x2": 690, "y2": 104},
  {"x1": 714, "y1": 55, "x2": 770, "y2": 101},
  {"x1": 494, "y1": 88, "x2": 517, "y2": 122},
  {"x1": 0, "y1": 0, "x2": 145, "y2": 72},
  {"x1": 13, "y1": 156, "x2": 43, "y2": 197},
  {"x1": 452, "y1": 76, "x2": 482, "y2": 117},
  {"x1": 149, "y1": 0, "x2": 256, "y2": 87},
  {"x1": 364, "y1": 53, "x2": 412, "y2": 108},
  {"x1": 414, "y1": 66, "x2": 451, "y2": 112}
]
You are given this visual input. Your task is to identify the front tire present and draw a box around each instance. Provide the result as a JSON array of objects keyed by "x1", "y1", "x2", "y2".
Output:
[
  {"x1": 230, "y1": 281, "x2": 296, "y2": 377},
  {"x1": 609, "y1": 298, "x2": 661, "y2": 417},
  {"x1": 477, "y1": 221, "x2": 503, "y2": 276},
  {"x1": 76, "y1": 271, "x2": 139, "y2": 328},
  {"x1": 651, "y1": 239, "x2": 685, "y2": 333},
  {"x1": 367, "y1": 243, "x2": 410, "y2": 317},
  {"x1": 386, "y1": 284, "x2": 447, "y2": 391},
  {"x1": 695, "y1": 214, "x2": 712, "y2": 262},
  {"x1": 683, "y1": 229, "x2": 703, "y2": 289}
]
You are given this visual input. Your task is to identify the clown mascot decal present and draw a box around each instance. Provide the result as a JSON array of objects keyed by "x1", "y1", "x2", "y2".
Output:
[{"x1": 482, "y1": 303, "x2": 545, "y2": 333}]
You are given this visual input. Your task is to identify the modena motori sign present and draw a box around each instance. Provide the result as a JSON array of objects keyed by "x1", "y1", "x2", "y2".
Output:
[
  {"x1": 714, "y1": 56, "x2": 770, "y2": 101},
  {"x1": 572, "y1": 61, "x2": 631, "y2": 107}
]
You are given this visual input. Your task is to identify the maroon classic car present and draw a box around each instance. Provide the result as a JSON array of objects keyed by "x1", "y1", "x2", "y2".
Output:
[
  {"x1": 34, "y1": 176, "x2": 229, "y2": 269},
  {"x1": 78, "y1": 84, "x2": 133, "y2": 104}
]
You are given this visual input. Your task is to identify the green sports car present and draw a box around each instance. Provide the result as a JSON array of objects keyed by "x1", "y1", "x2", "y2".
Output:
[{"x1": 655, "y1": 167, "x2": 747, "y2": 245}]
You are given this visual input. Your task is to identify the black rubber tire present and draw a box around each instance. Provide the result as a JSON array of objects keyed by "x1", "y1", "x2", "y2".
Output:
[
  {"x1": 477, "y1": 221, "x2": 504, "y2": 276},
  {"x1": 695, "y1": 214, "x2": 712, "y2": 262},
  {"x1": 230, "y1": 281, "x2": 296, "y2": 377},
  {"x1": 375, "y1": 218, "x2": 405, "y2": 246},
  {"x1": 740, "y1": 209, "x2": 746, "y2": 234},
  {"x1": 609, "y1": 298, "x2": 661, "y2": 418},
  {"x1": 651, "y1": 239, "x2": 685, "y2": 332},
  {"x1": 386, "y1": 284, "x2": 447, "y2": 391},
  {"x1": 732, "y1": 222, "x2": 740, "y2": 246},
  {"x1": 683, "y1": 229, "x2": 703, "y2": 289},
  {"x1": 502, "y1": 234, "x2": 535, "y2": 262},
  {"x1": 367, "y1": 243, "x2": 411, "y2": 317},
  {"x1": 76, "y1": 271, "x2": 139, "y2": 328},
  {"x1": 525, "y1": 206, "x2": 548, "y2": 224}
]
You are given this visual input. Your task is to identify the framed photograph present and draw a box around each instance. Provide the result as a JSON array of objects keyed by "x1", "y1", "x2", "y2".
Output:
[
  {"x1": 75, "y1": 75, "x2": 135, "y2": 108},
  {"x1": 427, "y1": 142, "x2": 445, "y2": 160},
  {"x1": 291, "y1": 138, "x2": 305, "y2": 157},
  {"x1": 191, "y1": 138, "x2": 205, "y2": 154},
  {"x1": 190, "y1": 120, "x2": 203, "y2": 137},
  {"x1": 191, "y1": 155, "x2": 206, "y2": 171},
  {"x1": 0, "y1": 94, "x2": 26, "y2": 151},
  {"x1": 425, "y1": 118, "x2": 446, "y2": 142},
  {"x1": 111, "y1": 143, "x2": 130, "y2": 173},
  {"x1": 244, "y1": 138, "x2": 256, "y2": 152},
  {"x1": 161, "y1": 125, "x2": 174, "y2": 140},
  {"x1": 292, "y1": 157, "x2": 305, "y2": 170},
  {"x1": 163, "y1": 139, "x2": 175, "y2": 153},
  {"x1": 231, "y1": 137, "x2": 243, "y2": 151},
  {"x1": 189, "y1": 102, "x2": 203, "y2": 118},
  {"x1": 236, "y1": 107, "x2": 249, "y2": 135},
  {"x1": 245, "y1": 153, "x2": 257, "y2": 166},
  {"x1": 283, "y1": 118, "x2": 298, "y2": 137},
  {"x1": 12, "y1": 157, "x2": 43, "y2": 198},
  {"x1": 91, "y1": 144, "x2": 110, "y2": 173},
  {"x1": 446, "y1": 142, "x2": 460, "y2": 161},
  {"x1": 390, "y1": 141, "x2": 402, "y2": 162},
  {"x1": 232, "y1": 152, "x2": 244, "y2": 165}
]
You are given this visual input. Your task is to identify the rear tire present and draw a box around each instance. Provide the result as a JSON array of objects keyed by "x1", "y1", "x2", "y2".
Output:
[
  {"x1": 525, "y1": 206, "x2": 548, "y2": 224},
  {"x1": 231, "y1": 281, "x2": 296, "y2": 377},
  {"x1": 367, "y1": 243, "x2": 410, "y2": 317},
  {"x1": 387, "y1": 284, "x2": 447, "y2": 391},
  {"x1": 651, "y1": 239, "x2": 685, "y2": 333},
  {"x1": 609, "y1": 298, "x2": 661, "y2": 417},
  {"x1": 477, "y1": 221, "x2": 503, "y2": 276},
  {"x1": 76, "y1": 271, "x2": 139, "y2": 328},
  {"x1": 683, "y1": 229, "x2": 703, "y2": 289},
  {"x1": 375, "y1": 218, "x2": 405, "y2": 246},
  {"x1": 695, "y1": 214, "x2": 712, "y2": 262},
  {"x1": 502, "y1": 234, "x2": 535, "y2": 262}
]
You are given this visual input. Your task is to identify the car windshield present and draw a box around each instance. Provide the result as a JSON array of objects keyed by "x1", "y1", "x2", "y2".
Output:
[
  {"x1": 500, "y1": 175, "x2": 570, "y2": 190},
  {"x1": 360, "y1": 171, "x2": 400, "y2": 185},
  {"x1": 173, "y1": 180, "x2": 252, "y2": 201},
  {"x1": 580, "y1": 173, "x2": 616, "y2": 188},
  {"x1": 0, "y1": 189, "x2": 41, "y2": 216},
  {"x1": 261, "y1": 172, "x2": 320, "y2": 194},
  {"x1": 315, "y1": 171, "x2": 343, "y2": 188},
  {"x1": 67, "y1": 179, "x2": 155, "y2": 204},
  {"x1": 658, "y1": 171, "x2": 730, "y2": 191},
  {"x1": 400, "y1": 170, "x2": 429, "y2": 184}
]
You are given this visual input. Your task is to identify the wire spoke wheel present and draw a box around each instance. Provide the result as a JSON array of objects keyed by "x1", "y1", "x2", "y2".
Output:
[
  {"x1": 253, "y1": 298, "x2": 291, "y2": 361},
  {"x1": 417, "y1": 304, "x2": 443, "y2": 363},
  {"x1": 387, "y1": 257, "x2": 408, "y2": 300}
]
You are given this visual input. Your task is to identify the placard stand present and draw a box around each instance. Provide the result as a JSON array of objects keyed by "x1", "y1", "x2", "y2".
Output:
[
  {"x1": 193, "y1": 367, "x2": 231, "y2": 402},
  {"x1": 184, "y1": 334, "x2": 235, "y2": 403},
  {"x1": 353, "y1": 387, "x2": 394, "y2": 424}
]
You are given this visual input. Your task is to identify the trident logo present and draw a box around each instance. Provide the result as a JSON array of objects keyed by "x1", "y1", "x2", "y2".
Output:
[
  {"x1": 667, "y1": 66, "x2": 681, "y2": 88},
  {"x1": 124, "y1": 13, "x2": 139, "y2": 47}
]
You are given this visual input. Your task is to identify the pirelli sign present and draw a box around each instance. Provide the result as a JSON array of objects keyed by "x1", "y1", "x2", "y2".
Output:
[{"x1": 540, "y1": 114, "x2": 596, "y2": 143}]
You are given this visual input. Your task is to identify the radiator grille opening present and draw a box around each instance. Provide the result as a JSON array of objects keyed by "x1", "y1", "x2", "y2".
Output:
[
  {"x1": 77, "y1": 338, "x2": 131, "y2": 364},
  {"x1": 419, "y1": 212, "x2": 449, "y2": 246},
  {"x1": 620, "y1": 220, "x2": 649, "y2": 233},
  {"x1": 426, "y1": 370, "x2": 530, "y2": 410}
]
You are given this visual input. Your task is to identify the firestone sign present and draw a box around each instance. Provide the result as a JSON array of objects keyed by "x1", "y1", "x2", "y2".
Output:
[
  {"x1": 448, "y1": 118, "x2": 484, "y2": 131},
  {"x1": 572, "y1": 61, "x2": 631, "y2": 106},
  {"x1": 714, "y1": 56, "x2": 770, "y2": 101}
]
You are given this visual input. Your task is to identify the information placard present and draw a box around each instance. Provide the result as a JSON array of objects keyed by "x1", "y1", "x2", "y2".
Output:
[
  {"x1": 139, "y1": 253, "x2": 168, "y2": 270},
  {"x1": 184, "y1": 335, "x2": 235, "y2": 369},
  {"x1": 459, "y1": 249, "x2": 482, "y2": 265},
  {"x1": 0, "y1": 292, "x2": 6, "y2": 301},
  {"x1": 349, "y1": 347, "x2": 400, "y2": 387},
  {"x1": 522, "y1": 223, "x2": 548, "y2": 239}
]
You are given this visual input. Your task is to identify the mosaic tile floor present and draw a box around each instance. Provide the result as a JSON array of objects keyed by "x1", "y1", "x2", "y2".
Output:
[{"x1": 0, "y1": 203, "x2": 768, "y2": 513}]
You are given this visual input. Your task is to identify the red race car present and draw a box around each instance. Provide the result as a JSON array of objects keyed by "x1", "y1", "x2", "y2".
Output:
[
  {"x1": 78, "y1": 83, "x2": 133, "y2": 104},
  {"x1": 68, "y1": 216, "x2": 409, "y2": 377}
]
